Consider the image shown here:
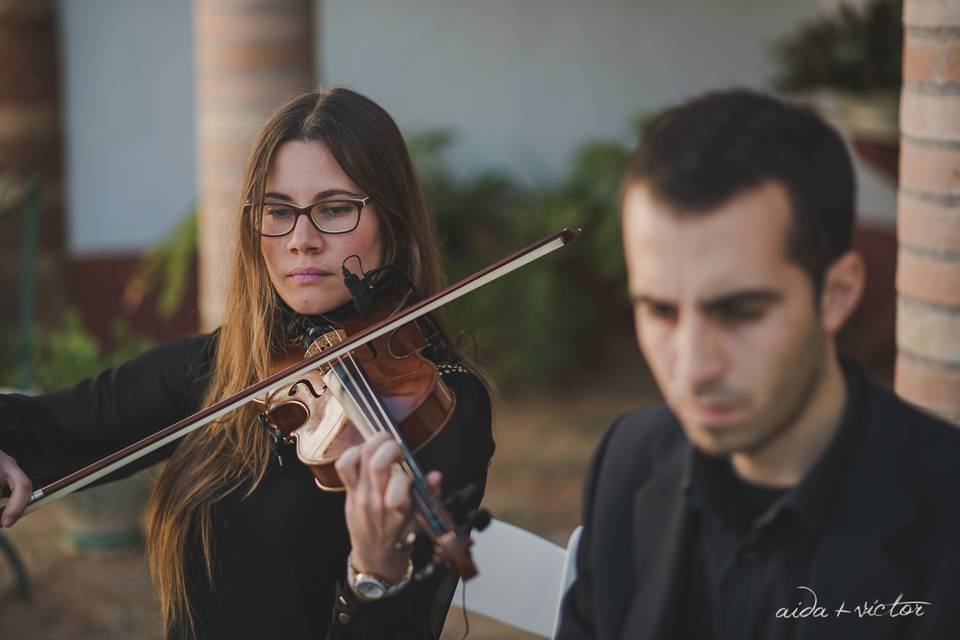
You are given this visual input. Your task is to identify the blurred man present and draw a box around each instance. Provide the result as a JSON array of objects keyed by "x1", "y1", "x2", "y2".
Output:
[{"x1": 556, "y1": 89, "x2": 960, "y2": 640}]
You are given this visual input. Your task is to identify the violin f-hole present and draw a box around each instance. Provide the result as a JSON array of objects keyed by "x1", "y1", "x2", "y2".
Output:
[{"x1": 288, "y1": 379, "x2": 324, "y2": 399}]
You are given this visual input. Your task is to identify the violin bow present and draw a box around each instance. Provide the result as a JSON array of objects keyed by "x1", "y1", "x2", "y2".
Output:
[{"x1": 1, "y1": 227, "x2": 581, "y2": 517}]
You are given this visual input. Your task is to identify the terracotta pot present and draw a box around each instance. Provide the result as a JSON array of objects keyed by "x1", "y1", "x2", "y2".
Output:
[
  {"x1": 785, "y1": 90, "x2": 899, "y2": 143},
  {"x1": 841, "y1": 92, "x2": 900, "y2": 142}
]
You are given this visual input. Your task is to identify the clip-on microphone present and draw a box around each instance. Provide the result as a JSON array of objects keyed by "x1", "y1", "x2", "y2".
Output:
[{"x1": 341, "y1": 257, "x2": 375, "y2": 316}]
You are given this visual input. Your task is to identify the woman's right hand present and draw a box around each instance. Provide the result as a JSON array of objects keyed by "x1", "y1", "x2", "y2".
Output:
[{"x1": 0, "y1": 449, "x2": 32, "y2": 528}]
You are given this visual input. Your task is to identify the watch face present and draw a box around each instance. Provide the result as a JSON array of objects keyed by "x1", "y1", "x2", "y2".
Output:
[{"x1": 356, "y1": 579, "x2": 386, "y2": 600}]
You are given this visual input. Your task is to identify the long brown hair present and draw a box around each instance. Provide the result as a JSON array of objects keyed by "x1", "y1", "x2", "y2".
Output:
[{"x1": 145, "y1": 88, "x2": 445, "y2": 638}]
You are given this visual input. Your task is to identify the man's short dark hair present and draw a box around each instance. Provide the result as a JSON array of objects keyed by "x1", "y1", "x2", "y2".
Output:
[{"x1": 624, "y1": 88, "x2": 856, "y2": 292}]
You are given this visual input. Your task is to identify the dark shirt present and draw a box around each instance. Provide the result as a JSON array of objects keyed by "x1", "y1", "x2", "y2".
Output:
[
  {"x1": 0, "y1": 331, "x2": 494, "y2": 640},
  {"x1": 556, "y1": 359, "x2": 960, "y2": 640},
  {"x1": 679, "y1": 363, "x2": 863, "y2": 640}
]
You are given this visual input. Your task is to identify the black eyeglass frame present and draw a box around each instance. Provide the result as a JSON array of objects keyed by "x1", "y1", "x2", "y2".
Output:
[{"x1": 245, "y1": 196, "x2": 372, "y2": 237}]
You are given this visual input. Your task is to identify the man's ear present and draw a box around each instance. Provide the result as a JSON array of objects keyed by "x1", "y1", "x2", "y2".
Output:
[{"x1": 819, "y1": 250, "x2": 866, "y2": 334}]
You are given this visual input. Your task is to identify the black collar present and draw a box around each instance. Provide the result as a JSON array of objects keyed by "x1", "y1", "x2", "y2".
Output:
[
  {"x1": 276, "y1": 297, "x2": 358, "y2": 348},
  {"x1": 683, "y1": 358, "x2": 864, "y2": 533}
]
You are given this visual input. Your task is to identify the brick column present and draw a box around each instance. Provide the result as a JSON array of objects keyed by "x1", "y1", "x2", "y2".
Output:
[
  {"x1": 193, "y1": 0, "x2": 314, "y2": 330},
  {"x1": 0, "y1": 0, "x2": 65, "y2": 328},
  {"x1": 896, "y1": 0, "x2": 960, "y2": 426}
]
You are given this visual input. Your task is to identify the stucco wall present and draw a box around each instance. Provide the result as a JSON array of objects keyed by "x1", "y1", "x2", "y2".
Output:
[
  {"x1": 59, "y1": 0, "x2": 195, "y2": 255},
  {"x1": 59, "y1": 0, "x2": 896, "y2": 255},
  {"x1": 320, "y1": 0, "x2": 825, "y2": 181}
]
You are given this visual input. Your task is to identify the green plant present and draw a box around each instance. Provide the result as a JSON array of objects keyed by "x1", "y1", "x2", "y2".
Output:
[
  {"x1": 772, "y1": 0, "x2": 902, "y2": 94},
  {"x1": 2, "y1": 309, "x2": 154, "y2": 392},
  {"x1": 410, "y1": 125, "x2": 643, "y2": 385},
  {"x1": 124, "y1": 208, "x2": 198, "y2": 319},
  {"x1": 0, "y1": 310, "x2": 159, "y2": 553},
  {"x1": 100, "y1": 120, "x2": 651, "y2": 388}
]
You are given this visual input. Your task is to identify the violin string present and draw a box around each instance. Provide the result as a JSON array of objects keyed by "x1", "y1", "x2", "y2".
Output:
[
  {"x1": 314, "y1": 335, "x2": 386, "y2": 445},
  {"x1": 312, "y1": 332, "x2": 450, "y2": 536},
  {"x1": 299, "y1": 335, "x2": 356, "y2": 462},
  {"x1": 336, "y1": 351, "x2": 442, "y2": 503},
  {"x1": 312, "y1": 336, "x2": 442, "y2": 530},
  {"x1": 328, "y1": 347, "x2": 450, "y2": 535},
  {"x1": 332, "y1": 354, "x2": 448, "y2": 537},
  {"x1": 311, "y1": 337, "x2": 416, "y2": 472},
  {"x1": 335, "y1": 348, "x2": 428, "y2": 481}
]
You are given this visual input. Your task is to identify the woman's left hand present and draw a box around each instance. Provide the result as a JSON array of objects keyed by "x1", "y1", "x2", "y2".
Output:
[{"x1": 335, "y1": 431, "x2": 441, "y2": 583}]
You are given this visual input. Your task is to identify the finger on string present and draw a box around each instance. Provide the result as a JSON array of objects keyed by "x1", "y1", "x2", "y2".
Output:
[
  {"x1": 426, "y1": 470, "x2": 443, "y2": 496},
  {"x1": 355, "y1": 433, "x2": 393, "y2": 512},
  {"x1": 383, "y1": 468, "x2": 413, "y2": 513},
  {"x1": 355, "y1": 433, "x2": 389, "y2": 490},
  {"x1": 366, "y1": 437, "x2": 403, "y2": 498},
  {"x1": 334, "y1": 445, "x2": 362, "y2": 489}
]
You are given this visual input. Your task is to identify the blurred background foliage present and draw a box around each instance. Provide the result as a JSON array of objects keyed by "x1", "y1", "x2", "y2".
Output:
[
  {"x1": 2, "y1": 309, "x2": 153, "y2": 393},
  {"x1": 0, "y1": 308, "x2": 157, "y2": 555},
  {"x1": 3, "y1": 117, "x2": 652, "y2": 391},
  {"x1": 771, "y1": 0, "x2": 902, "y2": 94},
  {"x1": 123, "y1": 209, "x2": 198, "y2": 320},
  {"x1": 412, "y1": 115, "x2": 656, "y2": 385},
  {"x1": 11, "y1": 0, "x2": 906, "y2": 393}
]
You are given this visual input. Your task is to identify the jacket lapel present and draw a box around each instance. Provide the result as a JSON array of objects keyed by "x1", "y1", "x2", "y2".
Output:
[
  {"x1": 799, "y1": 404, "x2": 918, "y2": 640},
  {"x1": 619, "y1": 453, "x2": 692, "y2": 640},
  {"x1": 615, "y1": 369, "x2": 922, "y2": 640}
]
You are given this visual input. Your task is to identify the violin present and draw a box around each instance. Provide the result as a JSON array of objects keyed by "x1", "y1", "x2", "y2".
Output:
[
  {"x1": 0, "y1": 227, "x2": 581, "y2": 581},
  {"x1": 257, "y1": 268, "x2": 481, "y2": 577}
]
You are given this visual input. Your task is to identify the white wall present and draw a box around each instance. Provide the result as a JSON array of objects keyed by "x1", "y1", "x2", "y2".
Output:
[
  {"x1": 320, "y1": 0, "x2": 827, "y2": 182},
  {"x1": 59, "y1": 0, "x2": 895, "y2": 255},
  {"x1": 319, "y1": 0, "x2": 895, "y2": 222},
  {"x1": 59, "y1": 0, "x2": 195, "y2": 255}
]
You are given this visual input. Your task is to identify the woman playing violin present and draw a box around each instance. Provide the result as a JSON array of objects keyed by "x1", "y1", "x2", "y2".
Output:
[{"x1": 0, "y1": 88, "x2": 495, "y2": 639}]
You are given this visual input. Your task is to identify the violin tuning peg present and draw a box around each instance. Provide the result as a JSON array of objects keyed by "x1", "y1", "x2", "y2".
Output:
[
  {"x1": 461, "y1": 484, "x2": 480, "y2": 503},
  {"x1": 443, "y1": 483, "x2": 479, "y2": 518},
  {"x1": 468, "y1": 508, "x2": 491, "y2": 532},
  {"x1": 442, "y1": 489, "x2": 464, "y2": 510}
]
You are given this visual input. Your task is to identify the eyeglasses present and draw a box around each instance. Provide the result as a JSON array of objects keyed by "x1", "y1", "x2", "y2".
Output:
[{"x1": 245, "y1": 196, "x2": 371, "y2": 237}]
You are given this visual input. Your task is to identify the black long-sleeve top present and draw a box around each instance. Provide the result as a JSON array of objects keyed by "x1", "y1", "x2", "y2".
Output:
[{"x1": 0, "y1": 331, "x2": 495, "y2": 639}]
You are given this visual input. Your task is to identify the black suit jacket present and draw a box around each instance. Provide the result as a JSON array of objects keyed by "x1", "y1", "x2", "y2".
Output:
[{"x1": 557, "y1": 364, "x2": 960, "y2": 640}]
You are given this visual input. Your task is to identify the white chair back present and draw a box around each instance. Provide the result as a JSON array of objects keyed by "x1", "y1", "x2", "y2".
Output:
[
  {"x1": 552, "y1": 524, "x2": 582, "y2": 637},
  {"x1": 450, "y1": 519, "x2": 582, "y2": 638}
]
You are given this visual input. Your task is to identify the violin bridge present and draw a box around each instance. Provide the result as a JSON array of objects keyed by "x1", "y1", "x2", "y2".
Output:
[{"x1": 305, "y1": 328, "x2": 349, "y2": 358}]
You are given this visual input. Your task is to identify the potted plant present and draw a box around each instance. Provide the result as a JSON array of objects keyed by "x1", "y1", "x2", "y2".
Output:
[
  {"x1": 772, "y1": 0, "x2": 902, "y2": 179},
  {"x1": 5, "y1": 310, "x2": 156, "y2": 553}
]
